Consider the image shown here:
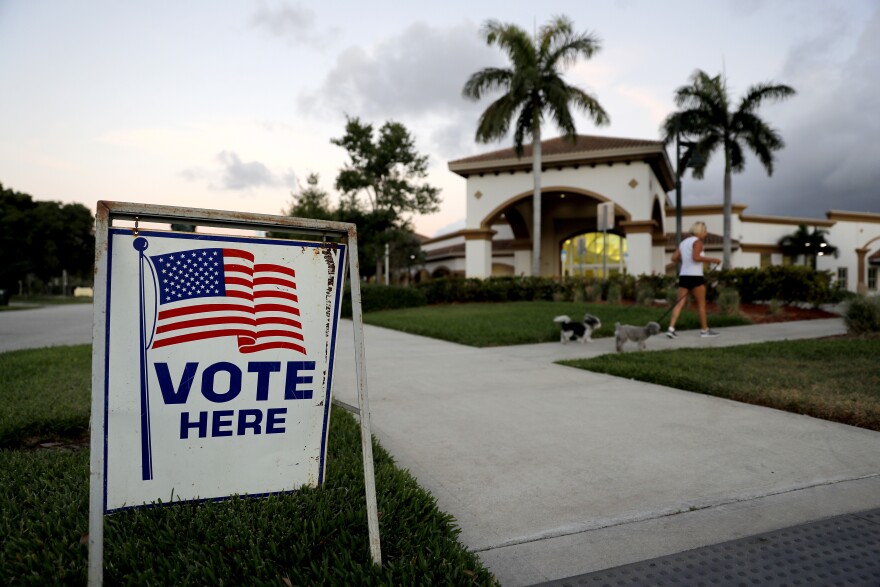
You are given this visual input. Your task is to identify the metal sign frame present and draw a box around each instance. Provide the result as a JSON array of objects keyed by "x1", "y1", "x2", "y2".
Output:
[{"x1": 88, "y1": 201, "x2": 381, "y2": 585}]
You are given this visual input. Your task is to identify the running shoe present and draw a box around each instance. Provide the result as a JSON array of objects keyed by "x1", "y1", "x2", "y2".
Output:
[
  {"x1": 700, "y1": 329, "x2": 720, "y2": 338},
  {"x1": 666, "y1": 328, "x2": 677, "y2": 339}
]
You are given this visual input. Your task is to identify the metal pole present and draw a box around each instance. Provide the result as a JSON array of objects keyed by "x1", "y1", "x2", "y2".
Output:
[
  {"x1": 88, "y1": 204, "x2": 110, "y2": 587},
  {"x1": 675, "y1": 122, "x2": 683, "y2": 247},
  {"x1": 347, "y1": 228, "x2": 383, "y2": 566}
]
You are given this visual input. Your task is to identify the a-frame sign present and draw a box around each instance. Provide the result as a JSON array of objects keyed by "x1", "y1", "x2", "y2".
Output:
[{"x1": 89, "y1": 202, "x2": 380, "y2": 585}]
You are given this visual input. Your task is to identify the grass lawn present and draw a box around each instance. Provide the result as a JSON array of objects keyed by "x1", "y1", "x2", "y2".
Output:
[
  {"x1": 0, "y1": 345, "x2": 497, "y2": 585},
  {"x1": 363, "y1": 300, "x2": 752, "y2": 347},
  {"x1": 0, "y1": 345, "x2": 92, "y2": 447},
  {"x1": 560, "y1": 337, "x2": 880, "y2": 431}
]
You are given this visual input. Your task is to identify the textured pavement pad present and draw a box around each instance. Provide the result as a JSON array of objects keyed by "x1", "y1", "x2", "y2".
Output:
[{"x1": 535, "y1": 508, "x2": 880, "y2": 587}]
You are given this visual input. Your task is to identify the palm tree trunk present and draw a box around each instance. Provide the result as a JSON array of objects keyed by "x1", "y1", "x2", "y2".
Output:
[
  {"x1": 531, "y1": 127, "x2": 542, "y2": 276},
  {"x1": 722, "y1": 164, "x2": 732, "y2": 269}
]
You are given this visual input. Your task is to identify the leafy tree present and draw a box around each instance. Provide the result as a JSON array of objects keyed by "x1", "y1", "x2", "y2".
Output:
[
  {"x1": 463, "y1": 15, "x2": 609, "y2": 276},
  {"x1": 331, "y1": 117, "x2": 440, "y2": 218},
  {"x1": 662, "y1": 70, "x2": 796, "y2": 269},
  {"x1": 331, "y1": 117, "x2": 438, "y2": 279},
  {"x1": 283, "y1": 173, "x2": 334, "y2": 220},
  {"x1": 778, "y1": 224, "x2": 838, "y2": 269},
  {"x1": 0, "y1": 183, "x2": 94, "y2": 294}
]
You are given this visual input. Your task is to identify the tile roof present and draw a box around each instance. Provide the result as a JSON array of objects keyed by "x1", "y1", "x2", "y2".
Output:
[
  {"x1": 449, "y1": 134, "x2": 664, "y2": 165},
  {"x1": 448, "y1": 134, "x2": 675, "y2": 191}
]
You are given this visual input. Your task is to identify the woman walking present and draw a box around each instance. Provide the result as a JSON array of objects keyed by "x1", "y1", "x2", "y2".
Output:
[{"x1": 667, "y1": 221, "x2": 722, "y2": 338}]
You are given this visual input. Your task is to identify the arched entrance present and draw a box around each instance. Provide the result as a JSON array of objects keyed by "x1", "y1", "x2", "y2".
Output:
[
  {"x1": 480, "y1": 187, "x2": 632, "y2": 277},
  {"x1": 856, "y1": 235, "x2": 880, "y2": 294},
  {"x1": 560, "y1": 232, "x2": 627, "y2": 278}
]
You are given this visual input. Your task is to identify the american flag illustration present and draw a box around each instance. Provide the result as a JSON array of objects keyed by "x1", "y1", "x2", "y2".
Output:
[{"x1": 149, "y1": 247, "x2": 305, "y2": 354}]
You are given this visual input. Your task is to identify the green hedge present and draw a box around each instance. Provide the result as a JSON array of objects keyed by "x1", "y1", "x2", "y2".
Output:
[
  {"x1": 334, "y1": 266, "x2": 843, "y2": 317},
  {"x1": 340, "y1": 284, "x2": 427, "y2": 318},
  {"x1": 719, "y1": 266, "x2": 846, "y2": 306}
]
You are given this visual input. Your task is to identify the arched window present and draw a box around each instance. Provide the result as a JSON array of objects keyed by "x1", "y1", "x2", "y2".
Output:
[{"x1": 560, "y1": 232, "x2": 627, "y2": 278}]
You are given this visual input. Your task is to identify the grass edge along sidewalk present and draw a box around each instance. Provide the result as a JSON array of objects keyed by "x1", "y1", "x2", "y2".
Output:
[
  {"x1": 362, "y1": 300, "x2": 752, "y2": 347},
  {"x1": 560, "y1": 337, "x2": 880, "y2": 432},
  {"x1": 0, "y1": 344, "x2": 498, "y2": 585}
]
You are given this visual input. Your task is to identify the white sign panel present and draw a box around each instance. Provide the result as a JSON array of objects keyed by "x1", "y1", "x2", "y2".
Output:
[
  {"x1": 597, "y1": 201, "x2": 615, "y2": 231},
  {"x1": 100, "y1": 229, "x2": 346, "y2": 512}
]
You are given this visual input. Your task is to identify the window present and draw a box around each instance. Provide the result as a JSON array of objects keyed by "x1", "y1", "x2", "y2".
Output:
[
  {"x1": 760, "y1": 253, "x2": 772, "y2": 268},
  {"x1": 560, "y1": 232, "x2": 627, "y2": 279},
  {"x1": 837, "y1": 267, "x2": 848, "y2": 287},
  {"x1": 869, "y1": 267, "x2": 877, "y2": 291}
]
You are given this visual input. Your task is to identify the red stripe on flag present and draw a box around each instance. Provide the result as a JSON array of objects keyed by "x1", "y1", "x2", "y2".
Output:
[
  {"x1": 255, "y1": 263, "x2": 295, "y2": 278},
  {"x1": 158, "y1": 303, "x2": 255, "y2": 320},
  {"x1": 255, "y1": 316, "x2": 302, "y2": 328},
  {"x1": 255, "y1": 303, "x2": 300, "y2": 315},
  {"x1": 255, "y1": 276, "x2": 297, "y2": 288},
  {"x1": 256, "y1": 329, "x2": 305, "y2": 341},
  {"x1": 255, "y1": 290, "x2": 298, "y2": 303},
  {"x1": 239, "y1": 341, "x2": 307, "y2": 354},
  {"x1": 155, "y1": 315, "x2": 257, "y2": 334},
  {"x1": 152, "y1": 328, "x2": 256, "y2": 349}
]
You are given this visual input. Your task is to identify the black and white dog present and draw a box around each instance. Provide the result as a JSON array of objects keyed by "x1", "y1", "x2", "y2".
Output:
[{"x1": 553, "y1": 313, "x2": 602, "y2": 344}]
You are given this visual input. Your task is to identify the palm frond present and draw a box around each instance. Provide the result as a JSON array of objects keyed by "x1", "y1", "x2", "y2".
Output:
[
  {"x1": 463, "y1": 67, "x2": 514, "y2": 100},
  {"x1": 738, "y1": 82, "x2": 796, "y2": 113},
  {"x1": 482, "y1": 21, "x2": 536, "y2": 70},
  {"x1": 474, "y1": 94, "x2": 520, "y2": 144}
]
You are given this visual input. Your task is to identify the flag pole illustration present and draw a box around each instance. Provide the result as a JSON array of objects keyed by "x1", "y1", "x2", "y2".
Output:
[
  {"x1": 133, "y1": 236, "x2": 307, "y2": 481},
  {"x1": 133, "y1": 237, "x2": 154, "y2": 481}
]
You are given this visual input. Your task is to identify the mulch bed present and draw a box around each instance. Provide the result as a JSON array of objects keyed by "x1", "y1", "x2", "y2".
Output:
[{"x1": 721, "y1": 302, "x2": 839, "y2": 324}]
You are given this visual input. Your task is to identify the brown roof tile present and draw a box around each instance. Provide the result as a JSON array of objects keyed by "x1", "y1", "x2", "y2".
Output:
[{"x1": 449, "y1": 134, "x2": 664, "y2": 165}]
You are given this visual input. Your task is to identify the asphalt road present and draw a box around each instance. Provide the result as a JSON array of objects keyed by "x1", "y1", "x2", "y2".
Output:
[{"x1": 0, "y1": 303, "x2": 94, "y2": 352}]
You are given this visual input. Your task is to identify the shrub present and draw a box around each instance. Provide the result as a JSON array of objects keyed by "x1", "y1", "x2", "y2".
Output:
[
  {"x1": 607, "y1": 274, "x2": 637, "y2": 301},
  {"x1": 768, "y1": 299, "x2": 783, "y2": 316},
  {"x1": 585, "y1": 282, "x2": 603, "y2": 303},
  {"x1": 720, "y1": 266, "x2": 844, "y2": 306},
  {"x1": 606, "y1": 282, "x2": 622, "y2": 304},
  {"x1": 635, "y1": 284, "x2": 655, "y2": 307},
  {"x1": 340, "y1": 284, "x2": 427, "y2": 317},
  {"x1": 844, "y1": 296, "x2": 880, "y2": 335},
  {"x1": 717, "y1": 287, "x2": 741, "y2": 315}
]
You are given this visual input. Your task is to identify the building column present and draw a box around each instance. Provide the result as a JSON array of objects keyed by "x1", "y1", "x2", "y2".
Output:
[
  {"x1": 620, "y1": 220, "x2": 656, "y2": 276},
  {"x1": 463, "y1": 228, "x2": 497, "y2": 278},
  {"x1": 856, "y1": 247, "x2": 869, "y2": 294}
]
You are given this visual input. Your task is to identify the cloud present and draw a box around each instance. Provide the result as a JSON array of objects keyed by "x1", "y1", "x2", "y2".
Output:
[
  {"x1": 250, "y1": 1, "x2": 334, "y2": 47},
  {"x1": 299, "y1": 20, "x2": 504, "y2": 160},
  {"x1": 181, "y1": 152, "x2": 296, "y2": 192},
  {"x1": 683, "y1": 4, "x2": 880, "y2": 219}
]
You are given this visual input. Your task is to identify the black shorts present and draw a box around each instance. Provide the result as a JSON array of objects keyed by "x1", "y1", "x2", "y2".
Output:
[{"x1": 678, "y1": 275, "x2": 706, "y2": 290}]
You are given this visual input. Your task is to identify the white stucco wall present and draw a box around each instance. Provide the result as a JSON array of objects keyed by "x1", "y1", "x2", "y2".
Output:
[{"x1": 464, "y1": 162, "x2": 663, "y2": 229}]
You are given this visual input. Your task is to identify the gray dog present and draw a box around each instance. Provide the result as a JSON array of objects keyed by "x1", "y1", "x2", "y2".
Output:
[{"x1": 614, "y1": 321, "x2": 661, "y2": 352}]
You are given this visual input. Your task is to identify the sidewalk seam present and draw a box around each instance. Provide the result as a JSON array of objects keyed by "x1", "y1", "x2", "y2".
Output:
[{"x1": 472, "y1": 471, "x2": 880, "y2": 554}]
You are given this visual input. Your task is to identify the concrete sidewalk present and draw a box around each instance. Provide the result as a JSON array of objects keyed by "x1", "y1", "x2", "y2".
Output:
[{"x1": 329, "y1": 318, "x2": 880, "y2": 586}]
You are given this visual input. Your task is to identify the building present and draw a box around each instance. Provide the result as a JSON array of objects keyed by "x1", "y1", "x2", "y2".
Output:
[{"x1": 422, "y1": 134, "x2": 880, "y2": 294}]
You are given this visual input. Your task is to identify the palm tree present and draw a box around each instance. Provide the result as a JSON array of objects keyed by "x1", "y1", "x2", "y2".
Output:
[
  {"x1": 662, "y1": 70, "x2": 796, "y2": 269},
  {"x1": 778, "y1": 224, "x2": 838, "y2": 269},
  {"x1": 463, "y1": 16, "x2": 609, "y2": 276}
]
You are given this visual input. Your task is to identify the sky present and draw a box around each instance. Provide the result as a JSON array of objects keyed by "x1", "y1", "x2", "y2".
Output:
[{"x1": 1, "y1": 0, "x2": 878, "y2": 238}]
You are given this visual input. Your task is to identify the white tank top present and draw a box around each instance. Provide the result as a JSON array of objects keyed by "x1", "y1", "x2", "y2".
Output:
[{"x1": 679, "y1": 236, "x2": 703, "y2": 276}]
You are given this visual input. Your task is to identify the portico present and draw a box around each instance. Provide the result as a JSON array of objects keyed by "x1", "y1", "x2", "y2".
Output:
[{"x1": 445, "y1": 135, "x2": 675, "y2": 278}]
